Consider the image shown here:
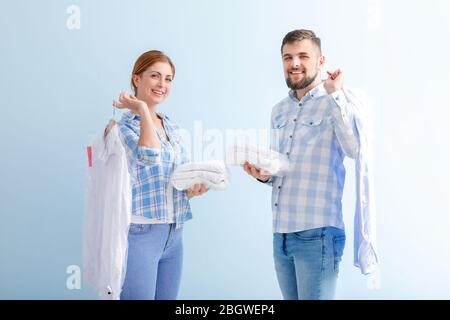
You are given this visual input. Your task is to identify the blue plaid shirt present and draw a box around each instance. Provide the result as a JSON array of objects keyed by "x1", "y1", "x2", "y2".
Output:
[
  {"x1": 118, "y1": 111, "x2": 192, "y2": 228},
  {"x1": 267, "y1": 82, "x2": 358, "y2": 233}
]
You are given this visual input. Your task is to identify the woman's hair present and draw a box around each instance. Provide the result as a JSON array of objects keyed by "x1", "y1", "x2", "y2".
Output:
[{"x1": 131, "y1": 50, "x2": 175, "y2": 95}]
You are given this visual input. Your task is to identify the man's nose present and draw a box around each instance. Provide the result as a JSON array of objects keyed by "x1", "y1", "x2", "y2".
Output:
[{"x1": 292, "y1": 57, "x2": 301, "y2": 68}]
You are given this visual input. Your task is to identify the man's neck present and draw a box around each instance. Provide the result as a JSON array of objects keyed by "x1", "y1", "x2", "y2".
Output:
[{"x1": 295, "y1": 78, "x2": 323, "y2": 100}]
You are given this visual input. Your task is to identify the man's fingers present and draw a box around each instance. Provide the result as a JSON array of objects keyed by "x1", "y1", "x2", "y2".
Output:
[{"x1": 250, "y1": 166, "x2": 259, "y2": 177}]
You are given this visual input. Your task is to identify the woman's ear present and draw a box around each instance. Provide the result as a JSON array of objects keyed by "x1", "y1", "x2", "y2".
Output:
[{"x1": 132, "y1": 74, "x2": 140, "y2": 90}]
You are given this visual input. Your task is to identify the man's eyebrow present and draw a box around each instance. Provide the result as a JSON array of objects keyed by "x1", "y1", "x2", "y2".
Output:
[{"x1": 283, "y1": 52, "x2": 310, "y2": 57}]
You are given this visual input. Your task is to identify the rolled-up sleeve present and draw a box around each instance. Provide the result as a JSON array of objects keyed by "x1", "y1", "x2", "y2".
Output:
[
  {"x1": 329, "y1": 90, "x2": 359, "y2": 159},
  {"x1": 118, "y1": 122, "x2": 161, "y2": 167}
]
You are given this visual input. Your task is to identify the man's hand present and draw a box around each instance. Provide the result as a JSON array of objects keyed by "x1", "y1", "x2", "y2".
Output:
[
  {"x1": 243, "y1": 161, "x2": 272, "y2": 182},
  {"x1": 324, "y1": 69, "x2": 343, "y2": 94},
  {"x1": 187, "y1": 183, "x2": 209, "y2": 199}
]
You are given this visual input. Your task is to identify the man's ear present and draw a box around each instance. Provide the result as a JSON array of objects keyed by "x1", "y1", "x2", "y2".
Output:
[{"x1": 319, "y1": 55, "x2": 325, "y2": 68}]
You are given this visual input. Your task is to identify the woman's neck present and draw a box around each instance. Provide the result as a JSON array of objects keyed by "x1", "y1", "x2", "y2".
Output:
[{"x1": 133, "y1": 96, "x2": 160, "y2": 122}]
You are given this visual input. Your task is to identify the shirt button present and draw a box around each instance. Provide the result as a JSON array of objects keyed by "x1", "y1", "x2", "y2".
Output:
[
  {"x1": 286, "y1": 152, "x2": 289, "y2": 156},
  {"x1": 278, "y1": 186, "x2": 281, "y2": 189},
  {"x1": 274, "y1": 203, "x2": 278, "y2": 207},
  {"x1": 293, "y1": 118, "x2": 297, "y2": 122},
  {"x1": 289, "y1": 135, "x2": 293, "y2": 138}
]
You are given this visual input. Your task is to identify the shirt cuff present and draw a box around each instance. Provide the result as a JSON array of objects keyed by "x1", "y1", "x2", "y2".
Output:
[
  {"x1": 257, "y1": 177, "x2": 272, "y2": 184},
  {"x1": 137, "y1": 145, "x2": 161, "y2": 165},
  {"x1": 330, "y1": 89, "x2": 345, "y2": 106},
  {"x1": 329, "y1": 90, "x2": 350, "y2": 121}
]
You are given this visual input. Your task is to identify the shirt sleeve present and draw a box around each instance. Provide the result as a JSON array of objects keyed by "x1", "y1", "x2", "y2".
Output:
[
  {"x1": 257, "y1": 109, "x2": 277, "y2": 187},
  {"x1": 118, "y1": 122, "x2": 161, "y2": 167},
  {"x1": 329, "y1": 90, "x2": 359, "y2": 159}
]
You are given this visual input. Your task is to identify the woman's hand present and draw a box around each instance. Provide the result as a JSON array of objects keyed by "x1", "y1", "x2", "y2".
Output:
[
  {"x1": 113, "y1": 91, "x2": 147, "y2": 114},
  {"x1": 187, "y1": 184, "x2": 209, "y2": 199}
]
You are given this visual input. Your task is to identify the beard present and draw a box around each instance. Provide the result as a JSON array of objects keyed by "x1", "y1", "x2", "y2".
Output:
[{"x1": 285, "y1": 70, "x2": 319, "y2": 90}]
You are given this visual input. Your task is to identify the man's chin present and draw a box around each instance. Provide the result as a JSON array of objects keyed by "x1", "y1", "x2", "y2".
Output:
[{"x1": 287, "y1": 81, "x2": 306, "y2": 90}]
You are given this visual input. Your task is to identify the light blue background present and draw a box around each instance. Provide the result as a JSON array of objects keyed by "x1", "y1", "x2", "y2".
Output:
[{"x1": 1, "y1": 0, "x2": 449, "y2": 299}]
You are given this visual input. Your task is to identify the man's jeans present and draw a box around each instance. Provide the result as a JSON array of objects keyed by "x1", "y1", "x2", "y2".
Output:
[{"x1": 273, "y1": 227, "x2": 345, "y2": 300}]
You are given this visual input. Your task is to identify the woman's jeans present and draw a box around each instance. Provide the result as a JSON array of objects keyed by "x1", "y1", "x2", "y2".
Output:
[
  {"x1": 120, "y1": 223, "x2": 183, "y2": 300},
  {"x1": 273, "y1": 226, "x2": 346, "y2": 300}
]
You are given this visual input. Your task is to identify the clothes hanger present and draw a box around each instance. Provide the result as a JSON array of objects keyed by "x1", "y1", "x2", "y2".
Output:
[{"x1": 104, "y1": 105, "x2": 116, "y2": 138}]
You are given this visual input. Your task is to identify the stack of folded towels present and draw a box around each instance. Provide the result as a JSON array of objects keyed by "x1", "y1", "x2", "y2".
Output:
[
  {"x1": 226, "y1": 143, "x2": 291, "y2": 176},
  {"x1": 171, "y1": 160, "x2": 229, "y2": 190}
]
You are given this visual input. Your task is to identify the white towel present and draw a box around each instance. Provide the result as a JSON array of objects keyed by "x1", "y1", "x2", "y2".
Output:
[
  {"x1": 171, "y1": 160, "x2": 229, "y2": 190},
  {"x1": 226, "y1": 144, "x2": 290, "y2": 176}
]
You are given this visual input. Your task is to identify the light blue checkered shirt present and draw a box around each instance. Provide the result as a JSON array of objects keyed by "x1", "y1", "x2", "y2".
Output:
[
  {"x1": 267, "y1": 82, "x2": 358, "y2": 233},
  {"x1": 118, "y1": 111, "x2": 192, "y2": 228}
]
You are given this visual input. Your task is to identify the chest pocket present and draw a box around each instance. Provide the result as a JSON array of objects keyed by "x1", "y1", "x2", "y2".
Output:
[
  {"x1": 272, "y1": 115, "x2": 294, "y2": 152},
  {"x1": 299, "y1": 115, "x2": 323, "y2": 145}
]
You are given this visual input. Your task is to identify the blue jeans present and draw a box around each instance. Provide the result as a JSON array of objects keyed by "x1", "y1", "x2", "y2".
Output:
[
  {"x1": 120, "y1": 223, "x2": 183, "y2": 300},
  {"x1": 273, "y1": 227, "x2": 345, "y2": 300}
]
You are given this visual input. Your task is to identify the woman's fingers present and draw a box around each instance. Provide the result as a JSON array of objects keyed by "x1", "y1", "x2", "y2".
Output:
[
  {"x1": 190, "y1": 184, "x2": 210, "y2": 197},
  {"x1": 112, "y1": 100, "x2": 126, "y2": 108}
]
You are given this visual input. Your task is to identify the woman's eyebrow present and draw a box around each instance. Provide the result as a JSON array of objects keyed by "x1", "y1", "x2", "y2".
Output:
[{"x1": 149, "y1": 70, "x2": 173, "y2": 77}]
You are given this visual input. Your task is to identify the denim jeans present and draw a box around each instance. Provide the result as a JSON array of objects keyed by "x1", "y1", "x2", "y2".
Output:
[
  {"x1": 273, "y1": 226, "x2": 345, "y2": 300},
  {"x1": 120, "y1": 223, "x2": 183, "y2": 300}
]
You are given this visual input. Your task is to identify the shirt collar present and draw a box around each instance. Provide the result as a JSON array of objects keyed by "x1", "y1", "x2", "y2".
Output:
[
  {"x1": 288, "y1": 81, "x2": 327, "y2": 103},
  {"x1": 125, "y1": 111, "x2": 167, "y2": 122}
]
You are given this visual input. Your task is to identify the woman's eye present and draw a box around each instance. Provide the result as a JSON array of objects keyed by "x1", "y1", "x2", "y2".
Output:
[
  {"x1": 151, "y1": 74, "x2": 160, "y2": 79},
  {"x1": 166, "y1": 78, "x2": 173, "y2": 82}
]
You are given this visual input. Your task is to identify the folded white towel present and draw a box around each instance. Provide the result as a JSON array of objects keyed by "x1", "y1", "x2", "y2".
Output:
[
  {"x1": 172, "y1": 170, "x2": 226, "y2": 184},
  {"x1": 171, "y1": 160, "x2": 229, "y2": 190},
  {"x1": 226, "y1": 144, "x2": 290, "y2": 176},
  {"x1": 173, "y1": 160, "x2": 226, "y2": 173}
]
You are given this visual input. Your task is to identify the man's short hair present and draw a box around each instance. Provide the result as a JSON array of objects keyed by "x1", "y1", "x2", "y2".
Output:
[{"x1": 281, "y1": 29, "x2": 322, "y2": 54}]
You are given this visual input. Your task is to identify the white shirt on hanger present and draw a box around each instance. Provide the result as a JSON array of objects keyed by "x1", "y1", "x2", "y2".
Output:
[{"x1": 83, "y1": 123, "x2": 131, "y2": 300}]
